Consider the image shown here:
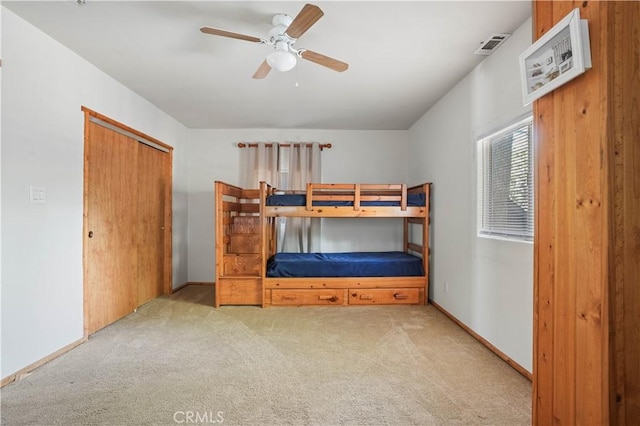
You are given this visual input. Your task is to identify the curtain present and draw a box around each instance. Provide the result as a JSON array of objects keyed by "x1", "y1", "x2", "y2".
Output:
[
  {"x1": 241, "y1": 142, "x2": 279, "y2": 188},
  {"x1": 281, "y1": 143, "x2": 321, "y2": 253},
  {"x1": 239, "y1": 142, "x2": 321, "y2": 253}
]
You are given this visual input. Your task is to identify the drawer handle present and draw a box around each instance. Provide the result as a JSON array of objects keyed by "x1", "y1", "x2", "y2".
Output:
[
  {"x1": 281, "y1": 295, "x2": 297, "y2": 300},
  {"x1": 393, "y1": 293, "x2": 409, "y2": 300},
  {"x1": 318, "y1": 295, "x2": 338, "y2": 302},
  {"x1": 359, "y1": 294, "x2": 373, "y2": 300}
]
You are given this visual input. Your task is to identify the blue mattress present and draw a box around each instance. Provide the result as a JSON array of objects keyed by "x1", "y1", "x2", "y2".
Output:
[
  {"x1": 266, "y1": 251, "x2": 424, "y2": 278},
  {"x1": 266, "y1": 193, "x2": 426, "y2": 207}
]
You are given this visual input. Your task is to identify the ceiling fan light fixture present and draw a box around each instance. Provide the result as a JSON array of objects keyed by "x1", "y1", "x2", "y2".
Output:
[
  {"x1": 267, "y1": 44, "x2": 297, "y2": 72},
  {"x1": 200, "y1": 3, "x2": 349, "y2": 78}
]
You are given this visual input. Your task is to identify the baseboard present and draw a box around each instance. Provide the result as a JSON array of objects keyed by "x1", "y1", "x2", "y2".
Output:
[
  {"x1": 430, "y1": 300, "x2": 532, "y2": 381},
  {"x1": 1, "y1": 337, "x2": 87, "y2": 388},
  {"x1": 172, "y1": 281, "x2": 215, "y2": 293}
]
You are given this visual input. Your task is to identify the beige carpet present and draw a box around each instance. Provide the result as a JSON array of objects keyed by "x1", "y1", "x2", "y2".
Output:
[{"x1": 1, "y1": 285, "x2": 531, "y2": 425}]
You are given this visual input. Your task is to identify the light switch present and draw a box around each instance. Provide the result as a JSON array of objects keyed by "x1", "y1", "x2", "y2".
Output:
[{"x1": 30, "y1": 186, "x2": 46, "y2": 204}]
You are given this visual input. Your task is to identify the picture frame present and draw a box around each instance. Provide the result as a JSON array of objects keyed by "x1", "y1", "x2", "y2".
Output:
[{"x1": 519, "y1": 8, "x2": 592, "y2": 105}]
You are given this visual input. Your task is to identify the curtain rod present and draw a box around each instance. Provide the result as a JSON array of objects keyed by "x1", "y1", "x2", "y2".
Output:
[{"x1": 237, "y1": 142, "x2": 332, "y2": 151}]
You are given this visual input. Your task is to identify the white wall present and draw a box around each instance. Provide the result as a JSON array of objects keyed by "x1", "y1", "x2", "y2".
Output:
[
  {"x1": 0, "y1": 6, "x2": 4, "y2": 376},
  {"x1": 1, "y1": 8, "x2": 189, "y2": 379},
  {"x1": 408, "y1": 19, "x2": 533, "y2": 371},
  {"x1": 187, "y1": 129, "x2": 409, "y2": 282}
]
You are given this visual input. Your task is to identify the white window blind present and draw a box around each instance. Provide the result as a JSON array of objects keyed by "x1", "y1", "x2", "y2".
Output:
[{"x1": 477, "y1": 116, "x2": 534, "y2": 241}]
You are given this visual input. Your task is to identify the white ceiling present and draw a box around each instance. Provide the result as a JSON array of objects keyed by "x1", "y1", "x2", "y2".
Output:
[{"x1": 3, "y1": 1, "x2": 531, "y2": 130}]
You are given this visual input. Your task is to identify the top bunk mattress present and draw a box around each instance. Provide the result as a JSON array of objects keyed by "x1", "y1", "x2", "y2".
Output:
[
  {"x1": 266, "y1": 193, "x2": 426, "y2": 207},
  {"x1": 266, "y1": 251, "x2": 424, "y2": 278}
]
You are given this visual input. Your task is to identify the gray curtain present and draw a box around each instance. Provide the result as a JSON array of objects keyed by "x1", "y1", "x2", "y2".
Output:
[
  {"x1": 281, "y1": 143, "x2": 321, "y2": 253},
  {"x1": 240, "y1": 141, "x2": 322, "y2": 253},
  {"x1": 241, "y1": 142, "x2": 280, "y2": 188}
]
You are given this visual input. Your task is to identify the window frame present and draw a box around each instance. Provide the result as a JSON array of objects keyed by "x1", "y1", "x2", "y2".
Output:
[{"x1": 477, "y1": 115, "x2": 534, "y2": 243}]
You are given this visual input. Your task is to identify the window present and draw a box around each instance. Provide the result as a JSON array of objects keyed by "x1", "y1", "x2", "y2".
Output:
[{"x1": 477, "y1": 116, "x2": 534, "y2": 241}]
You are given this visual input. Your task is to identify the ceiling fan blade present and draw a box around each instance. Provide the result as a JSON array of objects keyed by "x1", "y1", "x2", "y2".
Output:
[
  {"x1": 200, "y1": 27, "x2": 263, "y2": 43},
  {"x1": 300, "y1": 50, "x2": 349, "y2": 72},
  {"x1": 253, "y1": 60, "x2": 272, "y2": 79},
  {"x1": 285, "y1": 4, "x2": 324, "y2": 39}
]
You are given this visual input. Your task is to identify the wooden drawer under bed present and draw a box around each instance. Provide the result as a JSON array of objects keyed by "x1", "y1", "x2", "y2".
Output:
[
  {"x1": 267, "y1": 287, "x2": 422, "y2": 306},
  {"x1": 264, "y1": 277, "x2": 426, "y2": 306},
  {"x1": 348, "y1": 288, "x2": 420, "y2": 305},
  {"x1": 270, "y1": 289, "x2": 347, "y2": 306}
]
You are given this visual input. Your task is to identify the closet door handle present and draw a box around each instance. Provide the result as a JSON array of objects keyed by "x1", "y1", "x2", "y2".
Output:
[{"x1": 88, "y1": 231, "x2": 94, "y2": 238}]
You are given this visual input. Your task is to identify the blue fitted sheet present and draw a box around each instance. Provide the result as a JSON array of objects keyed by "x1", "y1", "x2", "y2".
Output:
[
  {"x1": 266, "y1": 251, "x2": 424, "y2": 278},
  {"x1": 266, "y1": 193, "x2": 426, "y2": 207}
]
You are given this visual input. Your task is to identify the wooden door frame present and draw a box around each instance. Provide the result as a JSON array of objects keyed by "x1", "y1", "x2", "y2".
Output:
[{"x1": 82, "y1": 106, "x2": 173, "y2": 337}]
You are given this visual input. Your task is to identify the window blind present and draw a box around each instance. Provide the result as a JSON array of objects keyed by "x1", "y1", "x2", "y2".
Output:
[{"x1": 478, "y1": 117, "x2": 534, "y2": 241}]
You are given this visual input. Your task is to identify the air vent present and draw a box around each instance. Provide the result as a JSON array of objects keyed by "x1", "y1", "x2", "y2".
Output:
[{"x1": 474, "y1": 34, "x2": 511, "y2": 56}]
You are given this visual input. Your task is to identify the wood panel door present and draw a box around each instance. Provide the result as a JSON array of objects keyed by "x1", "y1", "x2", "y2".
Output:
[
  {"x1": 137, "y1": 143, "x2": 166, "y2": 306},
  {"x1": 84, "y1": 121, "x2": 139, "y2": 335}
]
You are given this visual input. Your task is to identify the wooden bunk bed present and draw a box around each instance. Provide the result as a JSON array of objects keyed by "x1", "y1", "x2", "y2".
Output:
[{"x1": 214, "y1": 181, "x2": 431, "y2": 308}]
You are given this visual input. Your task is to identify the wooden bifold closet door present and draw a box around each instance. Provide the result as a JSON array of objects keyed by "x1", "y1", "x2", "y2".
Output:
[
  {"x1": 83, "y1": 109, "x2": 172, "y2": 336},
  {"x1": 137, "y1": 143, "x2": 166, "y2": 306}
]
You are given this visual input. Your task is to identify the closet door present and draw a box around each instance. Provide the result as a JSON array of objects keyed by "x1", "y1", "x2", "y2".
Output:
[
  {"x1": 137, "y1": 143, "x2": 166, "y2": 305},
  {"x1": 85, "y1": 121, "x2": 139, "y2": 335},
  {"x1": 83, "y1": 108, "x2": 172, "y2": 336}
]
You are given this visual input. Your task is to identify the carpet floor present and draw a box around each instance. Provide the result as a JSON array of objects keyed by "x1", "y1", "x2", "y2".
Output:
[{"x1": 1, "y1": 285, "x2": 531, "y2": 425}]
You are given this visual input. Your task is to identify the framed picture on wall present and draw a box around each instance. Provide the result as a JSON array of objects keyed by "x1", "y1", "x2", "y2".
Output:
[{"x1": 519, "y1": 8, "x2": 592, "y2": 105}]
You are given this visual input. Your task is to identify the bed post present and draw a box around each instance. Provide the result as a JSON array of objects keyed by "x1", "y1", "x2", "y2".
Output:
[
  {"x1": 401, "y1": 184, "x2": 407, "y2": 211},
  {"x1": 214, "y1": 181, "x2": 223, "y2": 308},
  {"x1": 423, "y1": 183, "x2": 431, "y2": 304},
  {"x1": 259, "y1": 181, "x2": 267, "y2": 308},
  {"x1": 403, "y1": 218, "x2": 409, "y2": 253}
]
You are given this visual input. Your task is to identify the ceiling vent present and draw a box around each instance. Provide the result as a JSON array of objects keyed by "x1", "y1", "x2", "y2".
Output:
[{"x1": 474, "y1": 34, "x2": 511, "y2": 56}]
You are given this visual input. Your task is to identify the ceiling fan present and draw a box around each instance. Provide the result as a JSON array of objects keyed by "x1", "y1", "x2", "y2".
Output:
[{"x1": 200, "y1": 3, "x2": 349, "y2": 79}]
